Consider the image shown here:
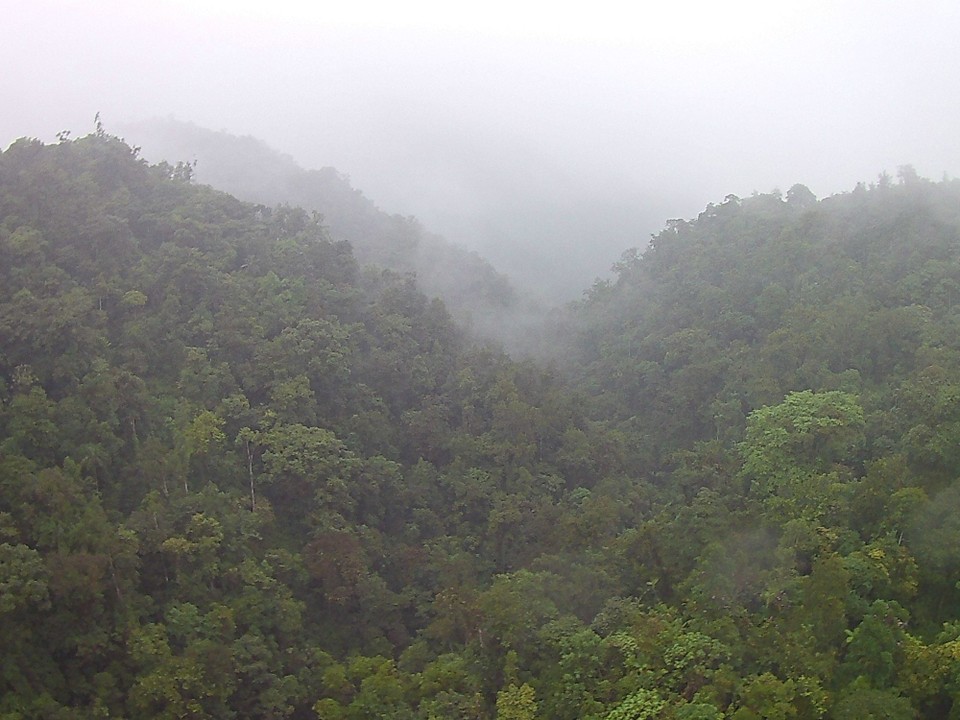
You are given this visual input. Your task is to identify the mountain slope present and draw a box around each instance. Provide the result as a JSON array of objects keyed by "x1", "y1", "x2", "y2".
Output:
[
  {"x1": 7, "y1": 132, "x2": 960, "y2": 717},
  {"x1": 566, "y1": 178, "x2": 960, "y2": 464},
  {"x1": 0, "y1": 132, "x2": 638, "y2": 718},
  {"x1": 118, "y1": 118, "x2": 550, "y2": 355}
]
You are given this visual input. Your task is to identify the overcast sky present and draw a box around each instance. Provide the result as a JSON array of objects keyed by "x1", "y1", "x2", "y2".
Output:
[{"x1": 4, "y1": 1, "x2": 960, "y2": 298}]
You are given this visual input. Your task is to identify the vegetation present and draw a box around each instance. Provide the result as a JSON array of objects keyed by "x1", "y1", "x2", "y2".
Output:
[
  {"x1": 3, "y1": 131, "x2": 960, "y2": 718},
  {"x1": 119, "y1": 119, "x2": 547, "y2": 355}
]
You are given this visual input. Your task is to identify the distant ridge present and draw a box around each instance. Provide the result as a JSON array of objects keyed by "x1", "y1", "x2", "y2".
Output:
[{"x1": 119, "y1": 118, "x2": 551, "y2": 355}]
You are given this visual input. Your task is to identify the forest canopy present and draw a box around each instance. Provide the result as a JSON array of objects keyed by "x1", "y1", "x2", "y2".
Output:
[{"x1": 3, "y1": 132, "x2": 960, "y2": 718}]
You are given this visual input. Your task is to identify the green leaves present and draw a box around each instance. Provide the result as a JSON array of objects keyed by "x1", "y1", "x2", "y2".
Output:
[
  {"x1": 740, "y1": 391, "x2": 864, "y2": 522},
  {"x1": 741, "y1": 391, "x2": 864, "y2": 478},
  {"x1": 0, "y1": 540, "x2": 49, "y2": 614},
  {"x1": 496, "y1": 682, "x2": 538, "y2": 720},
  {"x1": 604, "y1": 688, "x2": 666, "y2": 720}
]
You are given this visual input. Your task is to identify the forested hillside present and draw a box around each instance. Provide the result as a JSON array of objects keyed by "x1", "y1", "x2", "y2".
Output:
[
  {"x1": 118, "y1": 119, "x2": 547, "y2": 355},
  {"x1": 3, "y1": 132, "x2": 960, "y2": 719}
]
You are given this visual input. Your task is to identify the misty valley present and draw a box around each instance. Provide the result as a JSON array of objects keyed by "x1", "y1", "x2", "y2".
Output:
[{"x1": 4, "y1": 125, "x2": 960, "y2": 719}]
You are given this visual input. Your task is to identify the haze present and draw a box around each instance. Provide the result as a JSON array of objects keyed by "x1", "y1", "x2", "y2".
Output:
[{"x1": 4, "y1": 0, "x2": 959, "y2": 300}]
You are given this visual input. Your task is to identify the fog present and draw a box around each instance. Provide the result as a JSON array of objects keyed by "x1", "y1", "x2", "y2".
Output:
[{"x1": 4, "y1": 0, "x2": 959, "y2": 300}]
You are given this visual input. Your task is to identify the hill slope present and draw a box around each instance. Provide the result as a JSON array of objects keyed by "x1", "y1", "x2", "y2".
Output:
[
  {"x1": 6, "y1": 133, "x2": 960, "y2": 717},
  {"x1": 118, "y1": 118, "x2": 550, "y2": 355},
  {"x1": 566, "y1": 178, "x2": 960, "y2": 462},
  {"x1": 0, "y1": 132, "x2": 638, "y2": 718}
]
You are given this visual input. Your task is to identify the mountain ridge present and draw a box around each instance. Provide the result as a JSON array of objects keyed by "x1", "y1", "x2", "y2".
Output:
[{"x1": 117, "y1": 117, "x2": 552, "y2": 356}]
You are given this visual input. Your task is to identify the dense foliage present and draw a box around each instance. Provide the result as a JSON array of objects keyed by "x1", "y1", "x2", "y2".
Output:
[{"x1": 3, "y1": 132, "x2": 960, "y2": 718}]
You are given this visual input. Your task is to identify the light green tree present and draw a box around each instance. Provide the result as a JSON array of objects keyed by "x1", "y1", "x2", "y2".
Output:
[
  {"x1": 740, "y1": 390, "x2": 864, "y2": 522},
  {"x1": 497, "y1": 682, "x2": 538, "y2": 720}
]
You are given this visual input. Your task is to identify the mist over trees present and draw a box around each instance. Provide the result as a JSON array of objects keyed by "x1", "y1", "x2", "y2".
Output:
[
  {"x1": 118, "y1": 118, "x2": 551, "y2": 356},
  {"x1": 4, "y1": 127, "x2": 960, "y2": 719}
]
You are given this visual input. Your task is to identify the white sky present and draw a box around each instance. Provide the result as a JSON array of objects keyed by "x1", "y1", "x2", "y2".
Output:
[{"x1": 4, "y1": 0, "x2": 960, "y2": 297}]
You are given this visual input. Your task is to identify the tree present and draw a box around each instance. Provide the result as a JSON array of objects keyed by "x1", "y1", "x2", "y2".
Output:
[
  {"x1": 785, "y1": 184, "x2": 817, "y2": 209},
  {"x1": 260, "y1": 423, "x2": 356, "y2": 527},
  {"x1": 740, "y1": 390, "x2": 864, "y2": 522},
  {"x1": 605, "y1": 688, "x2": 667, "y2": 720},
  {"x1": 830, "y1": 677, "x2": 915, "y2": 720},
  {"x1": 496, "y1": 682, "x2": 538, "y2": 720}
]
